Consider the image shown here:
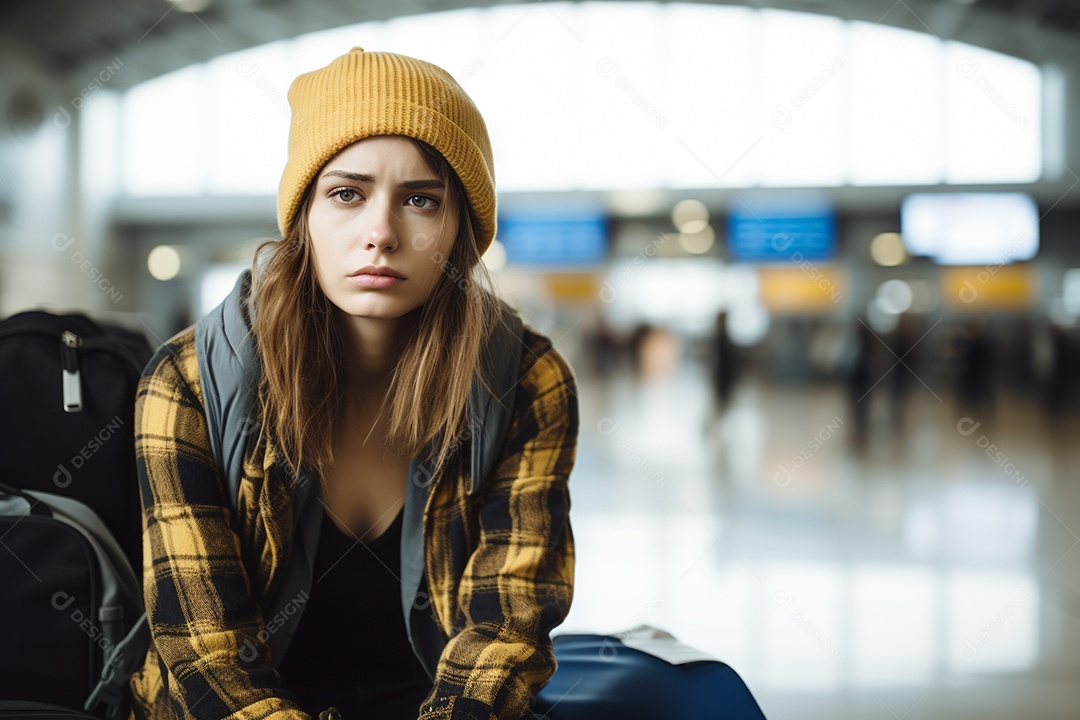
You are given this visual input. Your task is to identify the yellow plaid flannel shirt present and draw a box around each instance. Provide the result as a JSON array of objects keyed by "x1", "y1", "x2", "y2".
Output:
[{"x1": 128, "y1": 322, "x2": 578, "y2": 720}]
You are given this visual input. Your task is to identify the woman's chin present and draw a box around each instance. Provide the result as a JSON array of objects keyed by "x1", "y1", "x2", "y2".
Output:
[{"x1": 330, "y1": 298, "x2": 418, "y2": 323}]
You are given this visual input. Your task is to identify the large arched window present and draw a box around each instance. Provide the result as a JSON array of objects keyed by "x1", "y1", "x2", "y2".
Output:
[{"x1": 120, "y1": 2, "x2": 1042, "y2": 196}]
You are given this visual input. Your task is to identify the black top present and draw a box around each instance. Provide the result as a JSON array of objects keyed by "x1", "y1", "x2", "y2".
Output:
[{"x1": 277, "y1": 505, "x2": 432, "y2": 719}]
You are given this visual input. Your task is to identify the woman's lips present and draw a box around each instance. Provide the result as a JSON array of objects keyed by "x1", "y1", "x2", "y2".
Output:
[
  {"x1": 348, "y1": 274, "x2": 404, "y2": 288},
  {"x1": 347, "y1": 264, "x2": 405, "y2": 288}
]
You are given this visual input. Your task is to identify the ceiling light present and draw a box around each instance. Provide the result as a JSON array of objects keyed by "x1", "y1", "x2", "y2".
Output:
[{"x1": 672, "y1": 199, "x2": 709, "y2": 233}]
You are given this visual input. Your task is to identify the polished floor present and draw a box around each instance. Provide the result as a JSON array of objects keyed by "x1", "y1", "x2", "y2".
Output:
[{"x1": 555, "y1": 344, "x2": 1080, "y2": 720}]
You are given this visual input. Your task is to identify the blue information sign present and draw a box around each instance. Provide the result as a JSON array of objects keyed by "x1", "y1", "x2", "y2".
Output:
[
  {"x1": 498, "y1": 210, "x2": 608, "y2": 266},
  {"x1": 728, "y1": 206, "x2": 835, "y2": 262}
]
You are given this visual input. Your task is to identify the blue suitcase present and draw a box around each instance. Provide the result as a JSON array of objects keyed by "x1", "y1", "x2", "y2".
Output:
[{"x1": 534, "y1": 631, "x2": 766, "y2": 719}]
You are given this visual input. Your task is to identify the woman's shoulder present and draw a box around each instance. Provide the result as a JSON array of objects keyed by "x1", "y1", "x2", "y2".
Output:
[
  {"x1": 141, "y1": 323, "x2": 204, "y2": 405},
  {"x1": 517, "y1": 323, "x2": 578, "y2": 402}
]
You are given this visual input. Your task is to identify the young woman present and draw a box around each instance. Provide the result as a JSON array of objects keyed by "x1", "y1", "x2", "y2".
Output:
[{"x1": 129, "y1": 46, "x2": 579, "y2": 720}]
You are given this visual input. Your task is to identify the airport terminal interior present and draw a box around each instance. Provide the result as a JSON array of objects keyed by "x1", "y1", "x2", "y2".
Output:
[{"x1": 2, "y1": 0, "x2": 1080, "y2": 718}]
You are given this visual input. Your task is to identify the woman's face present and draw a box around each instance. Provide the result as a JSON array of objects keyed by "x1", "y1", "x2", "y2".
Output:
[{"x1": 307, "y1": 135, "x2": 460, "y2": 324}]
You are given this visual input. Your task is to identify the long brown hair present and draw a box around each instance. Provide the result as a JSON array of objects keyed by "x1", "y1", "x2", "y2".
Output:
[{"x1": 249, "y1": 137, "x2": 506, "y2": 484}]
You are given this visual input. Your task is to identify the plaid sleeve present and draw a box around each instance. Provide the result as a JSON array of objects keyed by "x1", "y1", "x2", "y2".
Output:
[
  {"x1": 419, "y1": 331, "x2": 579, "y2": 720},
  {"x1": 135, "y1": 327, "x2": 310, "y2": 720}
]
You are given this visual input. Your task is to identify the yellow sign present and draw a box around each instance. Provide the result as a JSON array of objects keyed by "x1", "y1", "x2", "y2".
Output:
[
  {"x1": 941, "y1": 264, "x2": 1035, "y2": 311},
  {"x1": 758, "y1": 266, "x2": 845, "y2": 313},
  {"x1": 545, "y1": 272, "x2": 599, "y2": 301}
]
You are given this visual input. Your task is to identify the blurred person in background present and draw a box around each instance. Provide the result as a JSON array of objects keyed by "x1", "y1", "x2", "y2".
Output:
[
  {"x1": 845, "y1": 318, "x2": 876, "y2": 451},
  {"x1": 956, "y1": 316, "x2": 996, "y2": 421},
  {"x1": 1046, "y1": 321, "x2": 1080, "y2": 415},
  {"x1": 130, "y1": 46, "x2": 578, "y2": 720},
  {"x1": 709, "y1": 310, "x2": 740, "y2": 411},
  {"x1": 886, "y1": 313, "x2": 921, "y2": 434},
  {"x1": 629, "y1": 323, "x2": 680, "y2": 383}
]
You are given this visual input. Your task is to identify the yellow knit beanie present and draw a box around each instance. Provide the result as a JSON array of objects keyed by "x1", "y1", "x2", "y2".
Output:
[{"x1": 277, "y1": 46, "x2": 497, "y2": 254}]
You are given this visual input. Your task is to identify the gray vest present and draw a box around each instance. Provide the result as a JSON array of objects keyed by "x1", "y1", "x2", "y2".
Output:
[{"x1": 194, "y1": 268, "x2": 524, "y2": 677}]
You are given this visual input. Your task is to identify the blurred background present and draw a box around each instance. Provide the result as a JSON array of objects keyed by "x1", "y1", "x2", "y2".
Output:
[{"x1": 2, "y1": 0, "x2": 1079, "y2": 717}]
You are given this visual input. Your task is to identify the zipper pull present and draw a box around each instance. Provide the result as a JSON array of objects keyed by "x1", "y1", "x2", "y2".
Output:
[{"x1": 61, "y1": 330, "x2": 83, "y2": 413}]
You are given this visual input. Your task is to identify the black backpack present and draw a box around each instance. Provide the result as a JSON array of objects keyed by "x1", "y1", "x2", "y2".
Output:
[{"x1": 0, "y1": 310, "x2": 153, "y2": 717}]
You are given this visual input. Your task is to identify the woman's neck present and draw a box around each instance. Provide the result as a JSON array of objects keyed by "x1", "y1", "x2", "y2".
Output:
[{"x1": 337, "y1": 309, "x2": 418, "y2": 402}]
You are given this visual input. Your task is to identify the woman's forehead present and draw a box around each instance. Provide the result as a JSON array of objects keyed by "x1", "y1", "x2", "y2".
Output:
[{"x1": 321, "y1": 135, "x2": 434, "y2": 178}]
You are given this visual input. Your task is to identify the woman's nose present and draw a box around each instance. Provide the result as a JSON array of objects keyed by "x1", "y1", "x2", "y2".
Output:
[{"x1": 364, "y1": 198, "x2": 398, "y2": 251}]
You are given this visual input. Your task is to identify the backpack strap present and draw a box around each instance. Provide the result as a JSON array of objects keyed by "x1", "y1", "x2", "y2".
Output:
[
  {"x1": 194, "y1": 268, "x2": 261, "y2": 506},
  {"x1": 85, "y1": 617, "x2": 150, "y2": 719},
  {"x1": 467, "y1": 302, "x2": 525, "y2": 494},
  {"x1": 400, "y1": 300, "x2": 524, "y2": 675}
]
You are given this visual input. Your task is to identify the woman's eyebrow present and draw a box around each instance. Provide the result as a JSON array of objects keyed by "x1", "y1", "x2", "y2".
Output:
[
  {"x1": 320, "y1": 170, "x2": 445, "y2": 190},
  {"x1": 400, "y1": 179, "x2": 445, "y2": 190}
]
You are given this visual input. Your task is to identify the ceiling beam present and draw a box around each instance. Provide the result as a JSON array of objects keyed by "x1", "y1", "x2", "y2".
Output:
[{"x1": 4, "y1": 0, "x2": 1080, "y2": 96}]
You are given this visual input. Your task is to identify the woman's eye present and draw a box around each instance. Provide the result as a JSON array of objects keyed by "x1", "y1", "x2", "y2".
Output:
[
  {"x1": 406, "y1": 195, "x2": 438, "y2": 210},
  {"x1": 331, "y1": 188, "x2": 360, "y2": 204}
]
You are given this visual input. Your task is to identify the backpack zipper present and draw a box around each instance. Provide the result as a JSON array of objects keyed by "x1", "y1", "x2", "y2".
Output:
[{"x1": 61, "y1": 330, "x2": 83, "y2": 413}]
